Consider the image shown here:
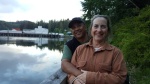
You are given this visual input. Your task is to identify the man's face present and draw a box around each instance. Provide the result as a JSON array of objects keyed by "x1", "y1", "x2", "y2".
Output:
[{"x1": 70, "y1": 23, "x2": 86, "y2": 39}]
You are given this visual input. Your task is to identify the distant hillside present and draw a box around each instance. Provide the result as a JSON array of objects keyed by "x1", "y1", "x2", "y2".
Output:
[
  {"x1": 0, "y1": 19, "x2": 70, "y2": 34},
  {"x1": 0, "y1": 20, "x2": 19, "y2": 30},
  {"x1": 0, "y1": 20, "x2": 36, "y2": 30}
]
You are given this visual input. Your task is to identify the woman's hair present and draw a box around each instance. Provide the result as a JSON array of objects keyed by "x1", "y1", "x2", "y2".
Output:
[{"x1": 88, "y1": 15, "x2": 112, "y2": 40}]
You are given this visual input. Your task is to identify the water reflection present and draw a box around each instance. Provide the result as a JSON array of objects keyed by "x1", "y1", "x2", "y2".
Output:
[{"x1": 0, "y1": 36, "x2": 67, "y2": 84}]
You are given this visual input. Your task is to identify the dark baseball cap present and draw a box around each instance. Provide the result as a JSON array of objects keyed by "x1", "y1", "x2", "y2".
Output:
[{"x1": 68, "y1": 17, "x2": 85, "y2": 28}]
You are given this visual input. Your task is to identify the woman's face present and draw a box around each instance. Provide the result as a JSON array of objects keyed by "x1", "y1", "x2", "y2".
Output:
[{"x1": 91, "y1": 17, "x2": 108, "y2": 42}]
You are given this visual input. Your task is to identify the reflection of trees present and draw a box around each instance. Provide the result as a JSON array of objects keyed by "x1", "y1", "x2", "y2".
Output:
[
  {"x1": 16, "y1": 40, "x2": 35, "y2": 46},
  {"x1": 0, "y1": 37, "x2": 69, "y2": 52},
  {"x1": 48, "y1": 40, "x2": 64, "y2": 52},
  {"x1": 0, "y1": 39, "x2": 35, "y2": 46},
  {"x1": 37, "y1": 38, "x2": 70, "y2": 52},
  {"x1": 37, "y1": 38, "x2": 69, "y2": 52},
  {"x1": 38, "y1": 39, "x2": 67, "y2": 52},
  {"x1": 0, "y1": 40, "x2": 7, "y2": 44}
]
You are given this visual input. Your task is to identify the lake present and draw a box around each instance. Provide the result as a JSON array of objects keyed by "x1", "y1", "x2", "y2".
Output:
[{"x1": 0, "y1": 36, "x2": 68, "y2": 84}]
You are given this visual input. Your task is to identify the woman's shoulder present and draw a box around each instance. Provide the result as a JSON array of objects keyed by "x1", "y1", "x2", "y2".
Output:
[
  {"x1": 109, "y1": 44, "x2": 122, "y2": 53},
  {"x1": 75, "y1": 43, "x2": 89, "y2": 50},
  {"x1": 78, "y1": 43, "x2": 87, "y2": 48}
]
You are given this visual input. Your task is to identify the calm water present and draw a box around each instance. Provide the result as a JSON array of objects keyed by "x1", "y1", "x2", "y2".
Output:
[{"x1": 0, "y1": 36, "x2": 67, "y2": 84}]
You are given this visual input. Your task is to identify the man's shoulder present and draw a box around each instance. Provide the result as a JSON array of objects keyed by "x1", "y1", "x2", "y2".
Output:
[
  {"x1": 66, "y1": 37, "x2": 79, "y2": 45},
  {"x1": 66, "y1": 39, "x2": 74, "y2": 44}
]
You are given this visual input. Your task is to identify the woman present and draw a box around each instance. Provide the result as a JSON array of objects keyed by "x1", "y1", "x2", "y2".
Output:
[{"x1": 68, "y1": 15, "x2": 127, "y2": 84}]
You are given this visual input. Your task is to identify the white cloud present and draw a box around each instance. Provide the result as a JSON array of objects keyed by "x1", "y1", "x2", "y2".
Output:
[
  {"x1": 0, "y1": 0, "x2": 29, "y2": 13},
  {"x1": 0, "y1": 0, "x2": 84, "y2": 22}
]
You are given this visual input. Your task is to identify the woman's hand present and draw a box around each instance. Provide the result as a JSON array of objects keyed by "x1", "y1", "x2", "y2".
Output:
[
  {"x1": 68, "y1": 70, "x2": 87, "y2": 84},
  {"x1": 68, "y1": 75, "x2": 85, "y2": 84},
  {"x1": 73, "y1": 78, "x2": 85, "y2": 84},
  {"x1": 76, "y1": 70, "x2": 87, "y2": 83}
]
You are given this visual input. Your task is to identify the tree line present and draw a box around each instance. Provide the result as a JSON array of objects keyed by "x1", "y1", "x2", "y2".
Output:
[
  {"x1": 0, "y1": 19, "x2": 70, "y2": 34},
  {"x1": 81, "y1": 0, "x2": 150, "y2": 24}
]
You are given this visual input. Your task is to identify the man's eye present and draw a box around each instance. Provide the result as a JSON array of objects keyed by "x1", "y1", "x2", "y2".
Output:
[{"x1": 77, "y1": 24, "x2": 82, "y2": 27}]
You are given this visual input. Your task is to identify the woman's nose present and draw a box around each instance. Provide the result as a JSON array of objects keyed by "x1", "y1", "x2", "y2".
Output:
[{"x1": 97, "y1": 27, "x2": 102, "y2": 31}]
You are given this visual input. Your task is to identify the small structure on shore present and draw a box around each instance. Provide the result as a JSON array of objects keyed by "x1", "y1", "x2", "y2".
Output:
[
  {"x1": 0, "y1": 26, "x2": 64, "y2": 38},
  {"x1": 23, "y1": 26, "x2": 48, "y2": 34}
]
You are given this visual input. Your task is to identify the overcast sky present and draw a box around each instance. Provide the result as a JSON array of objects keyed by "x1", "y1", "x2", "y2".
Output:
[{"x1": 0, "y1": 0, "x2": 84, "y2": 22}]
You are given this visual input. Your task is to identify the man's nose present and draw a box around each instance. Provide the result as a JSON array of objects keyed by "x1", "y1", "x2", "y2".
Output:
[{"x1": 74, "y1": 27, "x2": 79, "y2": 30}]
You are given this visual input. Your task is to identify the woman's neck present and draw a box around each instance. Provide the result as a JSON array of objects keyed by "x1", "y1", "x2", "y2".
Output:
[{"x1": 92, "y1": 40, "x2": 106, "y2": 48}]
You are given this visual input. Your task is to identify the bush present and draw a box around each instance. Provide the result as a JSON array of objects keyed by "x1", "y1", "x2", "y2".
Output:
[{"x1": 112, "y1": 6, "x2": 150, "y2": 84}]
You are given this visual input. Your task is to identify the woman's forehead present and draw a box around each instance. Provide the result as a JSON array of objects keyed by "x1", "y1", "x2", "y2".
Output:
[{"x1": 93, "y1": 17, "x2": 107, "y2": 24}]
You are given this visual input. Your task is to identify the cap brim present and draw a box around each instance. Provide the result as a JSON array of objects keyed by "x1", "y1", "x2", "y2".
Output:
[{"x1": 68, "y1": 20, "x2": 83, "y2": 28}]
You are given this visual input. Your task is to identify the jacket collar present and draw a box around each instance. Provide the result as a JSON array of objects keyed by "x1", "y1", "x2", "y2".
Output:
[{"x1": 85, "y1": 38, "x2": 113, "y2": 51}]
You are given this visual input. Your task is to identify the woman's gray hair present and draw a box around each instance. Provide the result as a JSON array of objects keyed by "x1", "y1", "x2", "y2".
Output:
[{"x1": 88, "y1": 15, "x2": 112, "y2": 40}]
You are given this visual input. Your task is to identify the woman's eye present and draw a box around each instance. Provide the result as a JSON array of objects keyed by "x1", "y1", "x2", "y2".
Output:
[
  {"x1": 94, "y1": 25, "x2": 99, "y2": 28},
  {"x1": 101, "y1": 25, "x2": 107, "y2": 29}
]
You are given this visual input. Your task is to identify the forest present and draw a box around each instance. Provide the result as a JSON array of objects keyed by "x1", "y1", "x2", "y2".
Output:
[
  {"x1": 0, "y1": 0, "x2": 150, "y2": 83},
  {"x1": 0, "y1": 19, "x2": 70, "y2": 34}
]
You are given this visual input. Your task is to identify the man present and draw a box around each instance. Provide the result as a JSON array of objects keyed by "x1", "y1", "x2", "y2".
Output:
[{"x1": 61, "y1": 17, "x2": 89, "y2": 77}]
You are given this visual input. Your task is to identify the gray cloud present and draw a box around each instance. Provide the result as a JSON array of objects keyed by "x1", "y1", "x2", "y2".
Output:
[{"x1": 0, "y1": 0, "x2": 29, "y2": 13}]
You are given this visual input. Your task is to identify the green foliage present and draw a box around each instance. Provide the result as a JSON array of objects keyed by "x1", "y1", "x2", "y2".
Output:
[
  {"x1": 112, "y1": 6, "x2": 150, "y2": 68},
  {"x1": 81, "y1": 0, "x2": 150, "y2": 24},
  {"x1": 36, "y1": 20, "x2": 48, "y2": 28},
  {"x1": 123, "y1": 34, "x2": 150, "y2": 67},
  {"x1": 47, "y1": 39, "x2": 67, "y2": 52},
  {"x1": 129, "y1": 67, "x2": 150, "y2": 84},
  {"x1": 19, "y1": 21, "x2": 36, "y2": 30},
  {"x1": 43, "y1": 19, "x2": 69, "y2": 33},
  {"x1": 112, "y1": 6, "x2": 150, "y2": 83},
  {"x1": 0, "y1": 20, "x2": 20, "y2": 30}
]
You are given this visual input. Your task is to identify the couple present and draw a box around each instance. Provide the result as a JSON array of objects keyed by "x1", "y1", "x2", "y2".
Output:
[{"x1": 61, "y1": 15, "x2": 127, "y2": 84}]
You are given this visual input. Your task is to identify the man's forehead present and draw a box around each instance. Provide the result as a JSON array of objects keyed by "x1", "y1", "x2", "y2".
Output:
[
  {"x1": 71, "y1": 23, "x2": 83, "y2": 28},
  {"x1": 72, "y1": 22, "x2": 82, "y2": 25}
]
